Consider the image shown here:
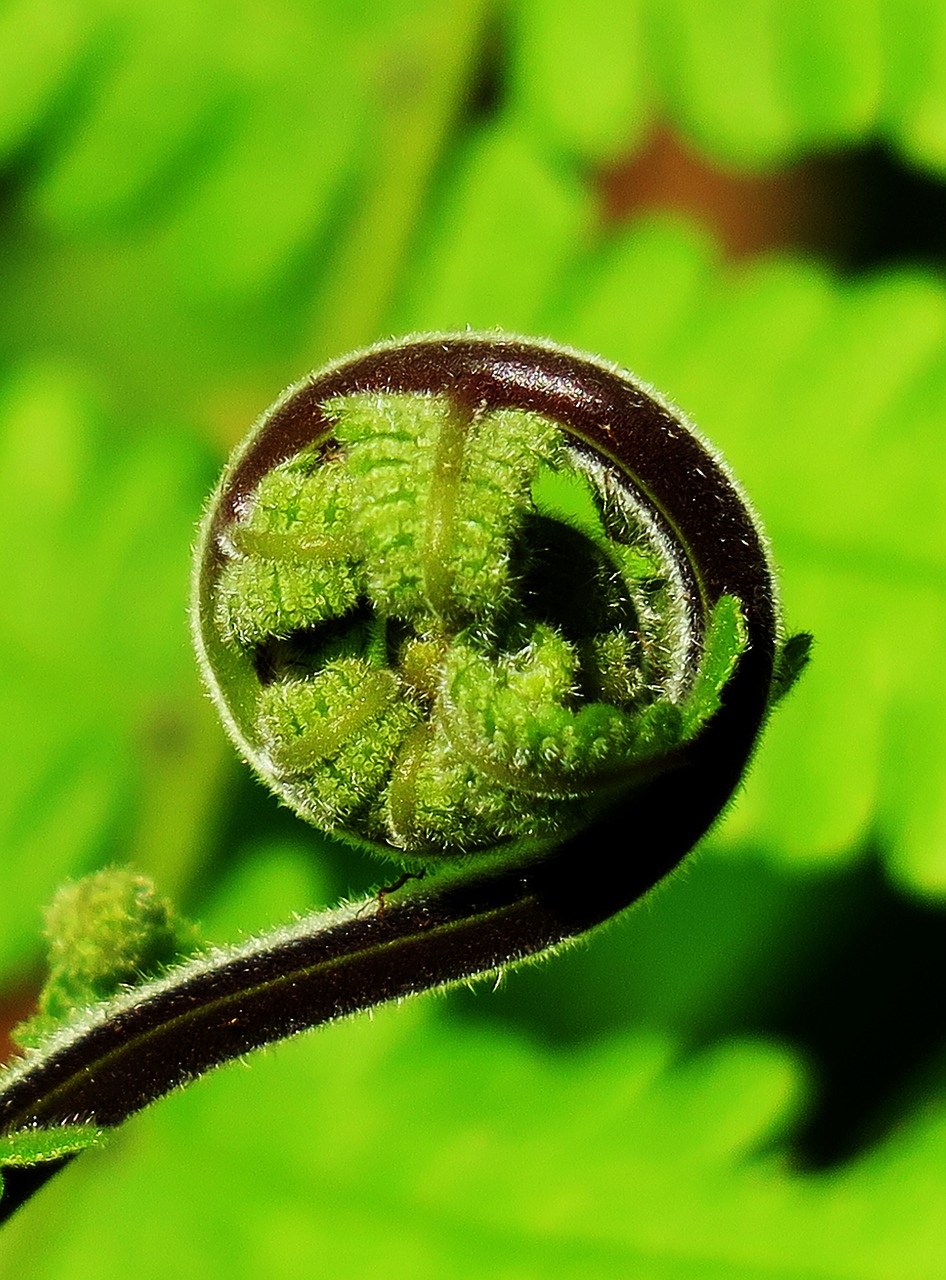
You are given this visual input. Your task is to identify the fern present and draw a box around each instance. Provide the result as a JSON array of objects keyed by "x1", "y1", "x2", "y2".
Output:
[{"x1": 1, "y1": 1, "x2": 945, "y2": 1273}]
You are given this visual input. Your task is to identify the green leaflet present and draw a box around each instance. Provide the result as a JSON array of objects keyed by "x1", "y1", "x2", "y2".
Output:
[
  {"x1": 216, "y1": 458, "x2": 359, "y2": 647},
  {"x1": 0, "y1": 1124, "x2": 107, "y2": 1205},
  {"x1": 327, "y1": 391, "x2": 565, "y2": 621},
  {"x1": 682, "y1": 594, "x2": 749, "y2": 737},
  {"x1": 771, "y1": 632, "x2": 813, "y2": 706},
  {"x1": 259, "y1": 662, "x2": 422, "y2": 840},
  {"x1": 0, "y1": 1125, "x2": 106, "y2": 1171}
]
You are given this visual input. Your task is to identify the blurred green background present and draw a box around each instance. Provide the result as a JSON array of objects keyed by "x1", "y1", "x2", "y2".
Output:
[{"x1": 1, "y1": 0, "x2": 946, "y2": 1274}]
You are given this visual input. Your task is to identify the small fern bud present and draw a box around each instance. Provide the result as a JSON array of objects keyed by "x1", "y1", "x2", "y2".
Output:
[{"x1": 14, "y1": 868, "x2": 199, "y2": 1048}]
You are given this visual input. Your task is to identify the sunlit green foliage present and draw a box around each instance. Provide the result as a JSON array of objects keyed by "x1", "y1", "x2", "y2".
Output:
[
  {"x1": 1, "y1": 986, "x2": 945, "y2": 1278},
  {"x1": 509, "y1": 0, "x2": 946, "y2": 170},
  {"x1": 0, "y1": 363, "x2": 219, "y2": 974},
  {"x1": 0, "y1": 0, "x2": 944, "y2": 1273}
]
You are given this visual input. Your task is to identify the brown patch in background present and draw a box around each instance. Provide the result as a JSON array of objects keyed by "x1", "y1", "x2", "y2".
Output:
[
  {"x1": 0, "y1": 984, "x2": 39, "y2": 1066},
  {"x1": 596, "y1": 125, "x2": 854, "y2": 261}
]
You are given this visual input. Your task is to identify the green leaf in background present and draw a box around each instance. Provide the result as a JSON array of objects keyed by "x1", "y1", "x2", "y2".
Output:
[
  {"x1": 12, "y1": 0, "x2": 489, "y2": 311},
  {"x1": 0, "y1": 0, "x2": 99, "y2": 162},
  {"x1": 21, "y1": 1, "x2": 370, "y2": 278},
  {"x1": 0, "y1": 0, "x2": 487, "y2": 433},
  {"x1": 196, "y1": 838, "x2": 335, "y2": 948},
  {"x1": 507, "y1": 0, "x2": 653, "y2": 163},
  {"x1": 0, "y1": 362, "x2": 221, "y2": 973},
  {"x1": 0, "y1": 993, "x2": 943, "y2": 1279},
  {"x1": 507, "y1": 0, "x2": 946, "y2": 172},
  {"x1": 390, "y1": 122, "x2": 592, "y2": 335}
]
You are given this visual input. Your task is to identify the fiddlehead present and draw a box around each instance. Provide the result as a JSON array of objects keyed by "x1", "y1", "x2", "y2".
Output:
[{"x1": 0, "y1": 334, "x2": 805, "y2": 1219}]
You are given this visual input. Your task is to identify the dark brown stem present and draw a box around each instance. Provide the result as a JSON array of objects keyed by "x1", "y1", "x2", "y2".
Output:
[{"x1": 0, "y1": 336, "x2": 778, "y2": 1221}]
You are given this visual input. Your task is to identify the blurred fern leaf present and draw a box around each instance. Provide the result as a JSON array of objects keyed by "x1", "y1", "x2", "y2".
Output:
[
  {"x1": 0, "y1": 363, "x2": 218, "y2": 972},
  {"x1": 0, "y1": 999, "x2": 943, "y2": 1278},
  {"x1": 509, "y1": 0, "x2": 946, "y2": 171}
]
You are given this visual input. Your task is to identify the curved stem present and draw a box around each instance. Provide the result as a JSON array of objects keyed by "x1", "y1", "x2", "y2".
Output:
[
  {"x1": 0, "y1": 605, "x2": 771, "y2": 1222},
  {"x1": 0, "y1": 336, "x2": 780, "y2": 1221}
]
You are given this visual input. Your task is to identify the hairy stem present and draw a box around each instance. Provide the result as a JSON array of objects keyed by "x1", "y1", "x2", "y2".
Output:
[
  {"x1": 0, "y1": 335, "x2": 781, "y2": 1220},
  {"x1": 0, "y1": 653, "x2": 765, "y2": 1221}
]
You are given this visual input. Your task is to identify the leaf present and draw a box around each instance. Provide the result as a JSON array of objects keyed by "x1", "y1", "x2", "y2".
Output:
[
  {"x1": 1, "y1": 1000, "x2": 944, "y2": 1278},
  {"x1": 0, "y1": 1124, "x2": 106, "y2": 1171},
  {"x1": 506, "y1": 0, "x2": 652, "y2": 162},
  {"x1": 0, "y1": 362, "x2": 218, "y2": 973},
  {"x1": 25, "y1": 0, "x2": 370, "y2": 268},
  {"x1": 9, "y1": 0, "x2": 946, "y2": 204},
  {"x1": 506, "y1": 0, "x2": 946, "y2": 171},
  {"x1": 14, "y1": 868, "x2": 200, "y2": 1050},
  {"x1": 681, "y1": 595, "x2": 748, "y2": 737},
  {"x1": 326, "y1": 390, "x2": 563, "y2": 619},
  {"x1": 0, "y1": 0, "x2": 99, "y2": 162},
  {"x1": 0, "y1": 1122, "x2": 107, "y2": 1207},
  {"x1": 389, "y1": 123, "x2": 593, "y2": 334},
  {"x1": 4, "y1": 0, "x2": 481, "y2": 310}
]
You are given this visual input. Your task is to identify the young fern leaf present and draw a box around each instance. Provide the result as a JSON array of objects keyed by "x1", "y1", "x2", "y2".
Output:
[
  {"x1": 0, "y1": 334, "x2": 804, "y2": 1220},
  {"x1": 11, "y1": 866, "x2": 200, "y2": 1052},
  {"x1": 0, "y1": 1123, "x2": 108, "y2": 1207},
  {"x1": 197, "y1": 358, "x2": 758, "y2": 860}
]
